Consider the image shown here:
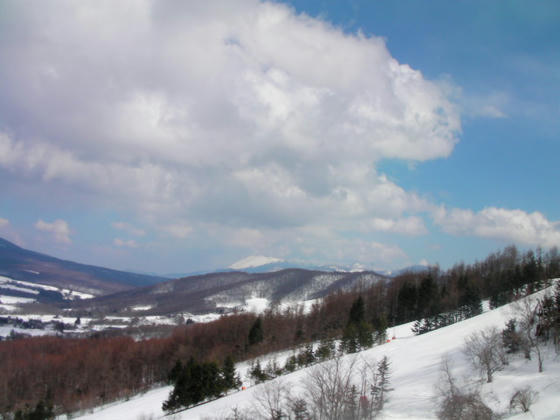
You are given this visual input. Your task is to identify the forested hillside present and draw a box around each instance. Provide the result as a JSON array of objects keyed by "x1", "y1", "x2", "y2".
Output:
[{"x1": 1, "y1": 246, "x2": 558, "y2": 418}]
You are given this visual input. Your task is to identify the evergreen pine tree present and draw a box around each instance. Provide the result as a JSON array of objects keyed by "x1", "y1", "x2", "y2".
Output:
[
  {"x1": 341, "y1": 323, "x2": 359, "y2": 353},
  {"x1": 502, "y1": 319, "x2": 521, "y2": 354},
  {"x1": 524, "y1": 250, "x2": 538, "y2": 280},
  {"x1": 296, "y1": 349, "x2": 308, "y2": 367},
  {"x1": 16, "y1": 400, "x2": 55, "y2": 420},
  {"x1": 199, "y1": 361, "x2": 222, "y2": 399},
  {"x1": 349, "y1": 296, "x2": 366, "y2": 325},
  {"x1": 397, "y1": 281, "x2": 419, "y2": 323},
  {"x1": 372, "y1": 314, "x2": 388, "y2": 343},
  {"x1": 411, "y1": 319, "x2": 423, "y2": 335},
  {"x1": 284, "y1": 355, "x2": 297, "y2": 372},
  {"x1": 341, "y1": 296, "x2": 375, "y2": 353},
  {"x1": 222, "y1": 355, "x2": 241, "y2": 390},
  {"x1": 163, "y1": 357, "x2": 194, "y2": 411},
  {"x1": 168, "y1": 360, "x2": 183, "y2": 384},
  {"x1": 249, "y1": 360, "x2": 268, "y2": 383},
  {"x1": 163, "y1": 357, "x2": 224, "y2": 412},
  {"x1": 357, "y1": 320, "x2": 374, "y2": 348},
  {"x1": 303, "y1": 343, "x2": 316, "y2": 365},
  {"x1": 418, "y1": 275, "x2": 439, "y2": 317},
  {"x1": 371, "y1": 356, "x2": 392, "y2": 413},
  {"x1": 458, "y1": 281, "x2": 482, "y2": 319},
  {"x1": 248, "y1": 317, "x2": 264, "y2": 346},
  {"x1": 265, "y1": 358, "x2": 283, "y2": 378},
  {"x1": 315, "y1": 338, "x2": 335, "y2": 361}
]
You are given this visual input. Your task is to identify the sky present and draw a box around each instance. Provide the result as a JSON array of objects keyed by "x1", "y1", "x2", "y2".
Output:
[{"x1": 0, "y1": 0, "x2": 559, "y2": 274}]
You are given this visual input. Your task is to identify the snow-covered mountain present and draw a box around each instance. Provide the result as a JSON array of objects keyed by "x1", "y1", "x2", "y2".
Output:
[
  {"x1": 226, "y1": 256, "x2": 435, "y2": 277},
  {"x1": 75, "y1": 287, "x2": 560, "y2": 420},
  {"x1": 229, "y1": 256, "x2": 284, "y2": 270},
  {"x1": 227, "y1": 255, "x2": 389, "y2": 274},
  {"x1": 165, "y1": 257, "x2": 430, "y2": 279}
]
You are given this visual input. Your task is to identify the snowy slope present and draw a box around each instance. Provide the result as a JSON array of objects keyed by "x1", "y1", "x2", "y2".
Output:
[{"x1": 74, "y1": 288, "x2": 560, "y2": 420}]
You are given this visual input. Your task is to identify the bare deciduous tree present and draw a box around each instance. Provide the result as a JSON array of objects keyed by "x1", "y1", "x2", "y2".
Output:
[
  {"x1": 304, "y1": 356, "x2": 357, "y2": 420},
  {"x1": 434, "y1": 357, "x2": 494, "y2": 420},
  {"x1": 223, "y1": 356, "x2": 392, "y2": 420},
  {"x1": 463, "y1": 327, "x2": 507, "y2": 383},
  {"x1": 509, "y1": 386, "x2": 538, "y2": 414},
  {"x1": 513, "y1": 296, "x2": 544, "y2": 372},
  {"x1": 252, "y1": 379, "x2": 292, "y2": 420},
  {"x1": 303, "y1": 355, "x2": 391, "y2": 420},
  {"x1": 203, "y1": 407, "x2": 252, "y2": 420},
  {"x1": 287, "y1": 397, "x2": 311, "y2": 420}
]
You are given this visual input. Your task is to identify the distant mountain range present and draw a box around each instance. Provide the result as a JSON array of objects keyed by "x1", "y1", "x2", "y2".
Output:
[
  {"x1": 225, "y1": 256, "x2": 376, "y2": 275},
  {"x1": 0, "y1": 237, "x2": 430, "y2": 315},
  {"x1": 72, "y1": 268, "x2": 389, "y2": 315},
  {"x1": 165, "y1": 255, "x2": 430, "y2": 278},
  {"x1": 0, "y1": 237, "x2": 166, "y2": 296}
]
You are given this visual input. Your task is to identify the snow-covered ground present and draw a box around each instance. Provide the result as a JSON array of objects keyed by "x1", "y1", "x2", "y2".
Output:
[
  {"x1": 0, "y1": 275, "x2": 95, "y2": 300},
  {"x1": 72, "y1": 287, "x2": 560, "y2": 420},
  {"x1": 0, "y1": 293, "x2": 38, "y2": 311},
  {"x1": 0, "y1": 310, "x2": 228, "y2": 339},
  {"x1": 0, "y1": 275, "x2": 214, "y2": 338}
]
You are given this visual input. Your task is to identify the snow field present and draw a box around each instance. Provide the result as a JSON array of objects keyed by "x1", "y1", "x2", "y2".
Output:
[
  {"x1": 73, "y1": 287, "x2": 560, "y2": 420},
  {"x1": 0, "y1": 275, "x2": 95, "y2": 300}
]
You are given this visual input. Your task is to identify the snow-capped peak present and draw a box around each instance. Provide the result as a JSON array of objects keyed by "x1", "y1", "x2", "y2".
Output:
[{"x1": 229, "y1": 255, "x2": 284, "y2": 270}]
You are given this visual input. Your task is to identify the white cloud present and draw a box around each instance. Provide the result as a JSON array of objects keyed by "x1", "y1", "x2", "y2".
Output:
[
  {"x1": 309, "y1": 237, "x2": 407, "y2": 267},
  {"x1": 0, "y1": 2, "x2": 458, "y2": 218},
  {"x1": 438, "y1": 78, "x2": 508, "y2": 119},
  {"x1": 0, "y1": 217, "x2": 25, "y2": 246},
  {"x1": 35, "y1": 219, "x2": 72, "y2": 244},
  {"x1": 201, "y1": 221, "x2": 409, "y2": 269},
  {"x1": 0, "y1": 1, "x2": 464, "y2": 265},
  {"x1": 475, "y1": 104, "x2": 507, "y2": 119},
  {"x1": 368, "y1": 216, "x2": 428, "y2": 235},
  {"x1": 419, "y1": 258, "x2": 430, "y2": 267},
  {"x1": 222, "y1": 227, "x2": 266, "y2": 249},
  {"x1": 113, "y1": 238, "x2": 138, "y2": 248},
  {"x1": 434, "y1": 206, "x2": 560, "y2": 247},
  {"x1": 161, "y1": 223, "x2": 192, "y2": 239},
  {"x1": 464, "y1": 92, "x2": 508, "y2": 119},
  {"x1": 112, "y1": 221, "x2": 145, "y2": 237},
  {"x1": 369, "y1": 241, "x2": 408, "y2": 263}
]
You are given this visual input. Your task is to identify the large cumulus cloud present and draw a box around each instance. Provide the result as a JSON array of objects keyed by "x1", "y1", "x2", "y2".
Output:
[
  {"x1": 434, "y1": 207, "x2": 560, "y2": 248},
  {"x1": 0, "y1": 0, "x2": 468, "y2": 265}
]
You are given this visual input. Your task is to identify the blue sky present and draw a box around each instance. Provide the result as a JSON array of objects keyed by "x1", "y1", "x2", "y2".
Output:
[{"x1": 0, "y1": 0, "x2": 558, "y2": 274}]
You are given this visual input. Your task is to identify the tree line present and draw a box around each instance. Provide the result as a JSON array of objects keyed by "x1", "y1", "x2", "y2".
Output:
[{"x1": 163, "y1": 355, "x2": 240, "y2": 412}]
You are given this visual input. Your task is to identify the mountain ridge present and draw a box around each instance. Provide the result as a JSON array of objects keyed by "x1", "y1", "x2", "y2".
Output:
[
  {"x1": 0, "y1": 236, "x2": 167, "y2": 297},
  {"x1": 71, "y1": 267, "x2": 389, "y2": 315}
]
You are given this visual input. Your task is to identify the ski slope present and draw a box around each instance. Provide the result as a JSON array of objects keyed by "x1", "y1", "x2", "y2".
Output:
[{"x1": 74, "y1": 288, "x2": 560, "y2": 420}]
